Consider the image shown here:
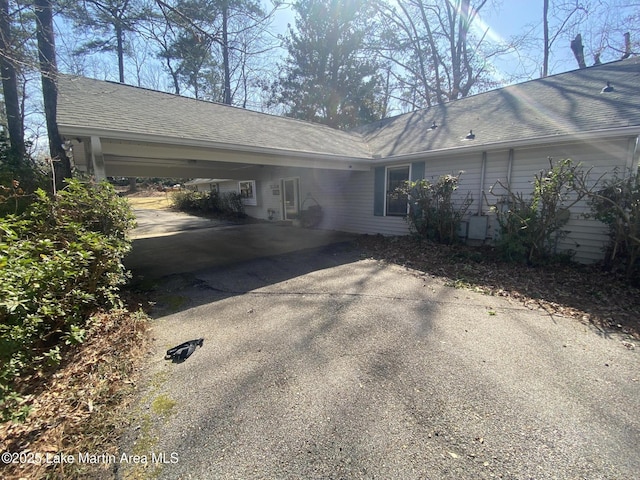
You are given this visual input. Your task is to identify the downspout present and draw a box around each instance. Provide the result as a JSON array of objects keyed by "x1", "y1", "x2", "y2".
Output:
[
  {"x1": 478, "y1": 151, "x2": 487, "y2": 215},
  {"x1": 89, "y1": 136, "x2": 106, "y2": 181},
  {"x1": 506, "y1": 148, "x2": 514, "y2": 191},
  {"x1": 627, "y1": 135, "x2": 640, "y2": 173}
]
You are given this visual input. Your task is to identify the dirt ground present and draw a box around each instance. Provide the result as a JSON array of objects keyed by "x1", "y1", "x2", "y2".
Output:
[{"x1": 118, "y1": 186, "x2": 175, "y2": 210}]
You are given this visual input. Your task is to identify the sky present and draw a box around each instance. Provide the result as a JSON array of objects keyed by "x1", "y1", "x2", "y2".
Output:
[
  {"x1": 476, "y1": 1, "x2": 546, "y2": 81},
  {"x1": 478, "y1": 1, "x2": 579, "y2": 80},
  {"x1": 35, "y1": 0, "x2": 633, "y2": 151},
  {"x1": 53, "y1": 0, "x2": 629, "y2": 94},
  {"x1": 270, "y1": 0, "x2": 583, "y2": 87}
]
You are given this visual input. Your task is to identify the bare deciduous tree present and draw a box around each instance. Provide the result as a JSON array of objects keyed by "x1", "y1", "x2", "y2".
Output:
[{"x1": 377, "y1": 0, "x2": 511, "y2": 109}]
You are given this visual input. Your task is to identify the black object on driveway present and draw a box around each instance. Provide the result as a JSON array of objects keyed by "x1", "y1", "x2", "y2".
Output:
[{"x1": 165, "y1": 338, "x2": 204, "y2": 362}]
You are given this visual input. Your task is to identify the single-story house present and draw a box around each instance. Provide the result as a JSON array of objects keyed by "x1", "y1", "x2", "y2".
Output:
[{"x1": 57, "y1": 57, "x2": 640, "y2": 263}]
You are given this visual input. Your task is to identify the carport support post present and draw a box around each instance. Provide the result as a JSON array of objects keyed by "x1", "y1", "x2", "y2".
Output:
[{"x1": 89, "y1": 136, "x2": 106, "y2": 181}]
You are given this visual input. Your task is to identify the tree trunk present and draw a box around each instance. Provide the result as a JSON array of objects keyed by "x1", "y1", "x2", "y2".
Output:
[
  {"x1": 542, "y1": 0, "x2": 549, "y2": 77},
  {"x1": 622, "y1": 32, "x2": 631, "y2": 59},
  {"x1": 169, "y1": 64, "x2": 180, "y2": 95},
  {"x1": 116, "y1": 21, "x2": 125, "y2": 83},
  {"x1": 222, "y1": 0, "x2": 231, "y2": 105},
  {"x1": 570, "y1": 33, "x2": 586, "y2": 68},
  {"x1": 34, "y1": 0, "x2": 71, "y2": 189},
  {"x1": 0, "y1": 0, "x2": 25, "y2": 158}
]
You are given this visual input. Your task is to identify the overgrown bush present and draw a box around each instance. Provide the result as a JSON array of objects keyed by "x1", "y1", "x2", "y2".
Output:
[
  {"x1": 0, "y1": 179, "x2": 136, "y2": 421},
  {"x1": 490, "y1": 158, "x2": 585, "y2": 264},
  {"x1": 171, "y1": 189, "x2": 206, "y2": 211},
  {"x1": 171, "y1": 189, "x2": 246, "y2": 218},
  {"x1": 398, "y1": 173, "x2": 473, "y2": 245},
  {"x1": 0, "y1": 133, "x2": 49, "y2": 216},
  {"x1": 586, "y1": 171, "x2": 640, "y2": 278}
]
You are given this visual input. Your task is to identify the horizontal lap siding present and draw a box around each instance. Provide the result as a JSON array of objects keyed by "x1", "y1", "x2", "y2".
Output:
[
  {"x1": 290, "y1": 168, "x2": 408, "y2": 235},
  {"x1": 300, "y1": 169, "x2": 351, "y2": 231},
  {"x1": 507, "y1": 139, "x2": 633, "y2": 263},
  {"x1": 482, "y1": 151, "x2": 512, "y2": 239},
  {"x1": 232, "y1": 136, "x2": 635, "y2": 263},
  {"x1": 484, "y1": 150, "x2": 511, "y2": 211},
  {"x1": 338, "y1": 170, "x2": 409, "y2": 235},
  {"x1": 238, "y1": 166, "x2": 356, "y2": 229},
  {"x1": 226, "y1": 167, "x2": 281, "y2": 219},
  {"x1": 216, "y1": 180, "x2": 267, "y2": 218},
  {"x1": 424, "y1": 153, "x2": 483, "y2": 214},
  {"x1": 217, "y1": 182, "x2": 238, "y2": 195}
]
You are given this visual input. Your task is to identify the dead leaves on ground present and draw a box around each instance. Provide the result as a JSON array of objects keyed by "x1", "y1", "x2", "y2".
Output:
[
  {"x1": 0, "y1": 308, "x2": 149, "y2": 480},
  {"x1": 357, "y1": 235, "x2": 640, "y2": 339}
]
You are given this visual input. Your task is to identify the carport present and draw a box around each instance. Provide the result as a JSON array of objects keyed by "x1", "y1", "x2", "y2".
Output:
[
  {"x1": 126, "y1": 209, "x2": 356, "y2": 280},
  {"x1": 56, "y1": 75, "x2": 372, "y2": 181},
  {"x1": 56, "y1": 61, "x2": 640, "y2": 262}
]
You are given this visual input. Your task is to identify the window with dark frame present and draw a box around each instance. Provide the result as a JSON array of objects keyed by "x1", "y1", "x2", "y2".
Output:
[{"x1": 386, "y1": 166, "x2": 410, "y2": 216}]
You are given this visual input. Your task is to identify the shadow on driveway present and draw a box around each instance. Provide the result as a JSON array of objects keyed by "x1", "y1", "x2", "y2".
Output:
[
  {"x1": 125, "y1": 221, "x2": 357, "y2": 282},
  {"x1": 120, "y1": 215, "x2": 640, "y2": 480}
]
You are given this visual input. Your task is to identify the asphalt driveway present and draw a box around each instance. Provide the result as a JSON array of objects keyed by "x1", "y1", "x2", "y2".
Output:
[{"x1": 120, "y1": 209, "x2": 639, "y2": 479}]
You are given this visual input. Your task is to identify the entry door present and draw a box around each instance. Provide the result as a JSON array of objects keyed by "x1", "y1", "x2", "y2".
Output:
[{"x1": 282, "y1": 178, "x2": 299, "y2": 220}]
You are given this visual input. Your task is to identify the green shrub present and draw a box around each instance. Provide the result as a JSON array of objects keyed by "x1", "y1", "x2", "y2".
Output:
[
  {"x1": 491, "y1": 158, "x2": 585, "y2": 264},
  {"x1": 587, "y1": 171, "x2": 640, "y2": 278},
  {"x1": 0, "y1": 134, "x2": 49, "y2": 216},
  {"x1": 398, "y1": 173, "x2": 473, "y2": 245},
  {"x1": 170, "y1": 189, "x2": 202, "y2": 211},
  {"x1": 219, "y1": 192, "x2": 245, "y2": 217},
  {"x1": 0, "y1": 179, "x2": 136, "y2": 421},
  {"x1": 171, "y1": 189, "x2": 245, "y2": 218}
]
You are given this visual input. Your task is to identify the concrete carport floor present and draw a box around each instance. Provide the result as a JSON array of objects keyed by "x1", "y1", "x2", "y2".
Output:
[{"x1": 120, "y1": 209, "x2": 640, "y2": 480}]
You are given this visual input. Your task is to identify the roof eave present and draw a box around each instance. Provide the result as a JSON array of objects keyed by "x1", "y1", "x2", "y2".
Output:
[
  {"x1": 58, "y1": 124, "x2": 373, "y2": 169},
  {"x1": 373, "y1": 126, "x2": 640, "y2": 164}
]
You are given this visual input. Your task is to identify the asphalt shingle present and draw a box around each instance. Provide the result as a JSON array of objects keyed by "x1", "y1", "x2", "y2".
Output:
[
  {"x1": 355, "y1": 56, "x2": 640, "y2": 157},
  {"x1": 56, "y1": 75, "x2": 372, "y2": 159},
  {"x1": 57, "y1": 57, "x2": 640, "y2": 161}
]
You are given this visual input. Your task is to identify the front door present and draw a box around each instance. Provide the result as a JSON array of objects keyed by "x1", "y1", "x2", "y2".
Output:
[{"x1": 282, "y1": 178, "x2": 299, "y2": 220}]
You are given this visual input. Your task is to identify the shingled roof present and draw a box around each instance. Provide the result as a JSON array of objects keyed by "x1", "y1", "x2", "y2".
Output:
[
  {"x1": 56, "y1": 75, "x2": 372, "y2": 159},
  {"x1": 57, "y1": 57, "x2": 640, "y2": 162},
  {"x1": 355, "y1": 56, "x2": 640, "y2": 158}
]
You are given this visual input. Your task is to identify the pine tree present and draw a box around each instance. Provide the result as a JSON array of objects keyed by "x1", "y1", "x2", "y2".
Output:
[{"x1": 273, "y1": 0, "x2": 385, "y2": 129}]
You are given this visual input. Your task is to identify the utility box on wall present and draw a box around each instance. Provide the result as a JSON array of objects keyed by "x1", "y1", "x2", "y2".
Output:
[
  {"x1": 457, "y1": 221, "x2": 468, "y2": 239},
  {"x1": 468, "y1": 215, "x2": 488, "y2": 241}
]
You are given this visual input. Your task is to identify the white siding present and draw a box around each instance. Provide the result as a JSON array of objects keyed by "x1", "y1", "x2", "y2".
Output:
[
  {"x1": 505, "y1": 140, "x2": 633, "y2": 263},
  {"x1": 233, "y1": 165, "x2": 409, "y2": 235},
  {"x1": 482, "y1": 150, "x2": 512, "y2": 240},
  {"x1": 226, "y1": 166, "x2": 355, "y2": 229},
  {"x1": 337, "y1": 170, "x2": 410, "y2": 235},
  {"x1": 338, "y1": 137, "x2": 635, "y2": 263},
  {"x1": 217, "y1": 181, "x2": 237, "y2": 195},
  {"x1": 223, "y1": 136, "x2": 637, "y2": 264}
]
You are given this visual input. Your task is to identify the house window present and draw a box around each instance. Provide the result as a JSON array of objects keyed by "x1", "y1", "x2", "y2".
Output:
[
  {"x1": 239, "y1": 180, "x2": 257, "y2": 206},
  {"x1": 386, "y1": 166, "x2": 410, "y2": 216}
]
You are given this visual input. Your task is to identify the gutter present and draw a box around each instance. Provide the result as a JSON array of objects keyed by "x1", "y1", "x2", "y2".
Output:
[
  {"x1": 58, "y1": 124, "x2": 374, "y2": 169},
  {"x1": 60, "y1": 123, "x2": 640, "y2": 170},
  {"x1": 369, "y1": 126, "x2": 640, "y2": 165}
]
